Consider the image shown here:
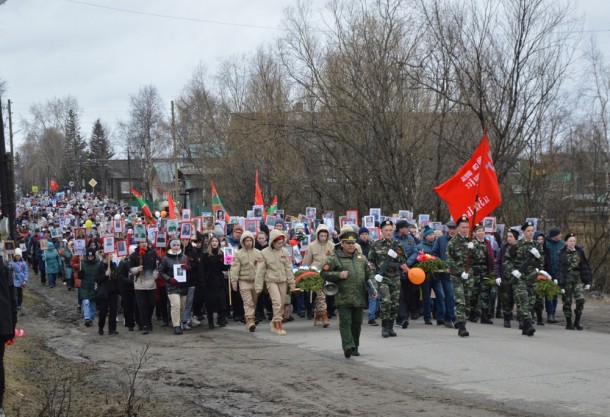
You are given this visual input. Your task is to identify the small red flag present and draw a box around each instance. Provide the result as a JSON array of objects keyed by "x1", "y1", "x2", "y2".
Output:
[
  {"x1": 254, "y1": 170, "x2": 264, "y2": 207},
  {"x1": 166, "y1": 192, "x2": 177, "y2": 220},
  {"x1": 49, "y1": 180, "x2": 59, "y2": 192},
  {"x1": 433, "y1": 134, "x2": 502, "y2": 224}
]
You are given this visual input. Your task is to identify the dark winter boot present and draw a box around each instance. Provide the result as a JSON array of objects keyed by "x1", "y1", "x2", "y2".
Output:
[
  {"x1": 174, "y1": 326, "x2": 183, "y2": 335},
  {"x1": 574, "y1": 314, "x2": 583, "y2": 331},
  {"x1": 522, "y1": 318, "x2": 535, "y2": 336},
  {"x1": 381, "y1": 320, "x2": 389, "y2": 338},
  {"x1": 536, "y1": 311, "x2": 545, "y2": 326},
  {"x1": 468, "y1": 311, "x2": 478, "y2": 323},
  {"x1": 387, "y1": 320, "x2": 397, "y2": 337},
  {"x1": 208, "y1": 316, "x2": 216, "y2": 329},
  {"x1": 565, "y1": 317, "x2": 574, "y2": 330},
  {"x1": 458, "y1": 322, "x2": 469, "y2": 337},
  {"x1": 480, "y1": 311, "x2": 493, "y2": 324},
  {"x1": 503, "y1": 314, "x2": 511, "y2": 328},
  {"x1": 518, "y1": 320, "x2": 524, "y2": 330}
]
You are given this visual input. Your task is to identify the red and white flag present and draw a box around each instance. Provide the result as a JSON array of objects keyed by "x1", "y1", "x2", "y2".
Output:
[{"x1": 434, "y1": 134, "x2": 502, "y2": 224}]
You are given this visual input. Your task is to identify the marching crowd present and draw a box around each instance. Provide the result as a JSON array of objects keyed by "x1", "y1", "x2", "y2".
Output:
[{"x1": 0, "y1": 191, "x2": 594, "y2": 412}]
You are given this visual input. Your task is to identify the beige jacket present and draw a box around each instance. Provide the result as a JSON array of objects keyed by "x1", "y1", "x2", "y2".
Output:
[
  {"x1": 255, "y1": 230, "x2": 295, "y2": 293},
  {"x1": 302, "y1": 224, "x2": 335, "y2": 269},
  {"x1": 230, "y1": 231, "x2": 262, "y2": 283}
]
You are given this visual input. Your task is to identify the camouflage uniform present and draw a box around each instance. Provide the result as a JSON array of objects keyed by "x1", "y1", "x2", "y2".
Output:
[
  {"x1": 470, "y1": 239, "x2": 493, "y2": 319},
  {"x1": 557, "y1": 246, "x2": 591, "y2": 321},
  {"x1": 368, "y1": 238, "x2": 407, "y2": 322},
  {"x1": 446, "y1": 233, "x2": 474, "y2": 323},
  {"x1": 503, "y1": 240, "x2": 544, "y2": 322}
]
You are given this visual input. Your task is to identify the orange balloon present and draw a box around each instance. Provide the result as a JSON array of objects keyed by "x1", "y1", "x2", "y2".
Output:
[
  {"x1": 408, "y1": 267, "x2": 426, "y2": 285},
  {"x1": 160, "y1": 211, "x2": 168, "y2": 218}
]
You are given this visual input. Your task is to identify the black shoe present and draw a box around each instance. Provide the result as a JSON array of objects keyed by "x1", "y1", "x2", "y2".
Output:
[
  {"x1": 218, "y1": 317, "x2": 228, "y2": 327},
  {"x1": 424, "y1": 319, "x2": 433, "y2": 325},
  {"x1": 503, "y1": 315, "x2": 511, "y2": 328},
  {"x1": 566, "y1": 317, "x2": 574, "y2": 330},
  {"x1": 522, "y1": 318, "x2": 536, "y2": 336},
  {"x1": 410, "y1": 312, "x2": 419, "y2": 320},
  {"x1": 161, "y1": 321, "x2": 169, "y2": 327},
  {"x1": 480, "y1": 312, "x2": 493, "y2": 325},
  {"x1": 109, "y1": 330, "x2": 118, "y2": 335},
  {"x1": 454, "y1": 322, "x2": 460, "y2": 329},
  {"x1": 574, "y1": 314, "x2": 583, "y2": 331},
  {"x1": 98, "y1": 328, "x2": 104, "y2": 335},
  {"x1": 344, "y1": 347, "x2": 352, "y2": 358},
  {"x1": 401, "y1": 320, "x2": 409, "y2": 329},
  {"x1": 208, "y1": 318, "x2": 216, "y2": 329},
  {"x1": 458, "y1": 322, "x2": 469, "y2": 337},
  {"x1": 436, "y1": 320, "x2": 445, "y2": 326},
  {"x1": 351, "y1": 347, "x2": 360, "y2": 356},
  {"x1": 142, "y1": 326, "x2": 149, "y2": 335},
  {"x1": 174, "y1": 326, "x2": 183, "y2": 335},
  {"x1": 495, "y1": 310, "x2": 503, "y2": 319},
  {"x1": 536, "y1": 312, "x2": 545, "y2": 326},
  {"x1": 387, "y1": 321, "x2": 397, "y2": 337},
  {"x1": 368, "y1": 319, "x2": 379, "y2": 326},
  {"x1": 85, "y1": 319, "x2": 92, "y2": 327},
  {"x1": 518, "y1": 320, "x2": 524, "y2": 330},
  {"x1": 298, "y1": 312, "x2": 306, "y2": 318},
  {"x1": 381, "y1": 320, "x2": 389, "y2": 338}
]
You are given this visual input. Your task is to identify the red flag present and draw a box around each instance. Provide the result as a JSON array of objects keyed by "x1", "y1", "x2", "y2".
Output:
[
  {"x1": 254, "y1": 170, "x2": 264, "y2": 206},
  {"x1": 130, "y1": 187, "x2": 156, "y2": 225},
  {"x1": 166, "y1": 192, "x2": 177, "y2": 219},
  {"x1": 49, "y1": 180, "x2": 59, "y2": 192},
  {"x1": 434, "y1": 134, "x2": 502, "y2": 225}
]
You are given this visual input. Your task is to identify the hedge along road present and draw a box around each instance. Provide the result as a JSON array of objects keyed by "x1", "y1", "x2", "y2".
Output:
[{"x1": 16, "y1": 280, "x2": 610, "y2": 416}]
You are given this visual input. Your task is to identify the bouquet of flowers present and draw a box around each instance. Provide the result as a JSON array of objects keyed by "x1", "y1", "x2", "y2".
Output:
[
  {"x1": 294, "y1": 266, "x2": 323, "y2": 293},
  {"x1": 535, "y1": 273, "x2": 562, "y2": 301},
  {"x1": 415, "y1": 251, "x2": 447, "y2": 277}
]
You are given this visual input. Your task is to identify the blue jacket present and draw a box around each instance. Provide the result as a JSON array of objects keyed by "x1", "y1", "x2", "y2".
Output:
[
  {"x1": 409, "y1": 240, "x2": 434, "y2": 265},
  {"x1": 544, "y1": 237, "x2": 565, "y2": 278},
  {"x1": 9, "y1": 259, "x2": 29, "y2": 288},
  {"x1": 432, "y1": 233, "x2": 452, "y2": 260},
  {"x1": 393, "y1": 231, "x2": 418, "y2": 266},
  {"x1": 43, "y1": 248, "x2": 61, "y2": 274}
]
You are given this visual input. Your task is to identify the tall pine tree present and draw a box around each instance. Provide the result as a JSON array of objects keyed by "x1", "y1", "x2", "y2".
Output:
[
  {"x1": 61, "y1": 109, "x2": 87, "y2": 188},
  {"x1": 88, "y1": 119, "x2": 114, "y2": 194}
]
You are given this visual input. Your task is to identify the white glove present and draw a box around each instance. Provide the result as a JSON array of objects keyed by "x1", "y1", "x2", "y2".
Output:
[
  {"x1": 560, "y1": 289, "x2": 565, "y2": 294},
  {"x1": 387, "y1": 249, "x2": 397, "y2": 259},
  {"x1": 529, "y1": 248, "x2": 541, "y2": 259},
  {"x1": 374, "y1": 274, "x2": 383, "y2": 283},
  {"x1": 538, "y1": 270, "x2": 551, "y2": 280},
  {"x1": 553, "y1": 279, "x2": 558, "y2": 285},
  {"x1": 495, "y1": 278, "x2": 501, "y2": 286},
  {"x1": 467, "y1": 242, "x2": 474, "y2": 249},
  {"x1": 461, "y1": 272, "x2": 469, "y2": 280},
  {"x1": 511, "y1": 270, "x2": 522, "y2": 279},
  {"x1": 585, "y1": 284, "x2": 591, "y2": 290}
]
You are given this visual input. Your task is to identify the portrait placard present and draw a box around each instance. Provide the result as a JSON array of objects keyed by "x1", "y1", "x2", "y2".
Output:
[
  {"x1": 103, "y1": 236, "x2": 115, "y2": 254},
  {"x1": 173, "y1": 264, "x2": 187, "y2": 283},
  {"x1": 116, "y1": 240, "x2": 128, "y2": 257}
]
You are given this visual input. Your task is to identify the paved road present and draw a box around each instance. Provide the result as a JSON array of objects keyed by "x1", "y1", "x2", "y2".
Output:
[{"x1": 232, "y1": 317, "x2": 609, "y2": 417}]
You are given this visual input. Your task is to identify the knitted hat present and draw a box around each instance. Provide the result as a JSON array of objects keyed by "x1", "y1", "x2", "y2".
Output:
[
  {"x1": 169, "y1": 239, "x2": 181, "y2": 247},
  {"x1": 423, "y1": 227, "x2": 435, "y2": 239},
  {"x1": 233, "y1": 225, "x2": 244, "y2": 233},
  {"x1": 14, "y1": 248, "x2": 22, "y2": 257},
  {"x1": 395, "y1": 220, "x2": 408, "y2": 229},
  {"x1": 358, "y1": 227, "x2": 369, "y2": 235}
]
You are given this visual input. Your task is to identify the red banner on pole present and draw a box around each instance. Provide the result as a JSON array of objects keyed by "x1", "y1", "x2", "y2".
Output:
[{"x1": 433, "y1": 134, "x2": 502, "y2": 224}]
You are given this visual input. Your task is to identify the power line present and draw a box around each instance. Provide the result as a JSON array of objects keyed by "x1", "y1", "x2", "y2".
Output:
[{"x1": 65, "y1": 0, "x2": 282, "y2": 31}]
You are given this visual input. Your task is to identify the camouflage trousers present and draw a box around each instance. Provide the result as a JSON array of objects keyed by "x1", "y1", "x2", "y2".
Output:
[
  {"x1": 450, "y1": 275, "x2": 474, "y2": 323},
  {"x1": 499, "y1": 280, "x2": 515, "y2": 316},
  {"x1": 379, "y1": 276, "x2": 400, "y2": 321},
  {"x1": 513, "y1": 277, "x2": 540, "y2": 321},
  {"x1": 561, "y1": 275, "x2": 585, "y2": 318},
  {"x1": 470, "y1": 268, "x2": 493, "y2": 313}
]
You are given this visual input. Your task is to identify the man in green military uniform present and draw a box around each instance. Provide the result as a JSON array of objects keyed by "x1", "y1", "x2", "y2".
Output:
[
  {"x1": 503, "y1": 221, "x2": 545, "y2": 336},
  {"x1": 321, "y1": 227, "x2": 377, "y2": 358},
  {"x1": 446, "y1": 216, "x2": 474, "y2": 337},
  {"x1": 367, "y1": 220, "x2": 409, "y2": 338}
]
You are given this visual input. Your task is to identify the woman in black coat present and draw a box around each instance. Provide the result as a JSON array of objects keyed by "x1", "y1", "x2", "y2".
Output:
[
  {"x1": 200, "y1": 236, "x2": 230, "y2": 329},
  {"x1": 1, "y1": 257, "x2": 18, "y2": 415}
]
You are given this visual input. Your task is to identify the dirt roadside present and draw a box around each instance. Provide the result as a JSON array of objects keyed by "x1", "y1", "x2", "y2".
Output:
[{"x1": 4, "y1": 279, "x2": 609, "y2": 417}]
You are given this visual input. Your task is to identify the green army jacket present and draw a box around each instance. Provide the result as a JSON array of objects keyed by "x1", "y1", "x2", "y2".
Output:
[
  {"x1": 321, "y1": 248, "x2": 374, "y2": 308},
  {"x1": 367, "y1": 238, "x2": 407, "y2": 277},
  {"x1": 446, "y1": 233, "x2": 471, "y2": 277},
  {"x1": 503, "y1": 239, "x2": 544, "y2": 280}
]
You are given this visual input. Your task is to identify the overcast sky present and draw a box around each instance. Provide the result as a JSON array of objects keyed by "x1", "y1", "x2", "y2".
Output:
[{"x1": 1, "y1": 0, "x2": 610, "y2": 153}]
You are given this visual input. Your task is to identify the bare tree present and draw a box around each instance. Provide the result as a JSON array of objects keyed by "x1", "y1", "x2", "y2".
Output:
[{"x1": 120, "y1": 85, "x2": 169, "y2": 199}]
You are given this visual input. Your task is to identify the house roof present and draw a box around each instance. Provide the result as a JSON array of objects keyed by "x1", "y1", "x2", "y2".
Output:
[{"x1": 105, "y1": 160, "x2": 142, "y2": 179}]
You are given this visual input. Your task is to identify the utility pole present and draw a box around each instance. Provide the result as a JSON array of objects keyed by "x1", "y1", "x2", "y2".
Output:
[
  {"x1": 171, "y1": 100, "x2": 179, "y2": 204},
  {"x1": 127, "y1": 148, "x2": 132, "y2": 191},
  {"x1": 0, "y1": 99, "x2": 17, "y2": 240},
  {"x1": 7, "y1": 99, "x2": 14, "y2": 172}
]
